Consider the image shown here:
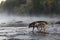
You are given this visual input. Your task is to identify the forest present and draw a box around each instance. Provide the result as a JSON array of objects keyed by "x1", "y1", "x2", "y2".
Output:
[{"x1": 0, "y1": 0, "x2": 60, "y2": 16}]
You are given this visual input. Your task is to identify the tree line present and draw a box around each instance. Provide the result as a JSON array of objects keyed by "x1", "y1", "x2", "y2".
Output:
[{"x1": 0, "y1": 0, "x2": 60, "y2": 15}]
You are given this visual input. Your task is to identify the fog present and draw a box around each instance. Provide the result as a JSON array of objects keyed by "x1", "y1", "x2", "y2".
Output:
[{"x1": 0, "y1": 12, "x2": 60, "y2": 24}]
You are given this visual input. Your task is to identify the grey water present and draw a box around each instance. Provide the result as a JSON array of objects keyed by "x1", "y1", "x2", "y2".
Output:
[{"x1": 0, "y1": 13, "x2": 60, "y2": 40}]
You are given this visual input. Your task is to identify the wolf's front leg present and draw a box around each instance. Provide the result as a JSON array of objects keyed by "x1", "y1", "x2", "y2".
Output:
[{"x1": 32, "y1": 27, "x2": 35, "y2": 32}]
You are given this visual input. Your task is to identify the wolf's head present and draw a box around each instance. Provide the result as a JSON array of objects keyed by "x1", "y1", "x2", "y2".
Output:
[{"x1": 29, "y1": 22, "x2": 35, "y2": 28}]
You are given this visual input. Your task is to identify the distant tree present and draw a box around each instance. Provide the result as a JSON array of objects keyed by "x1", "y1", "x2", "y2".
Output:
[
  {"x1": 1, "y1": 0, "x2": 60, "y2": 15},
  {"x1": 32, "y1": 0, "x2": 41, "y2": 13},
  {"x1": 1, "y1": 0, "x2": 26, "y2": 13}
]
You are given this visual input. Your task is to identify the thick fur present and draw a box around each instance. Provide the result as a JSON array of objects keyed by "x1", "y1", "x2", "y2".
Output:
[{"x1": 29, "y1": 21, "x2": 48, "y2": 32}]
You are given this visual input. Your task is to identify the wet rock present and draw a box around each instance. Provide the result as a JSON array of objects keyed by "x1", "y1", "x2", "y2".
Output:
[
  {"x1": 55, "y1": 21, "x2": 60, "y2": 24},
  {"x1": 1, "y1": 23, "x2": 6, "y2": 24},
  {"x1": 15, "y1": 21, "x2": 23, "y2": 23},
  {"x1": 1, "y1": 21, "x2": 28, "y2": 27}
]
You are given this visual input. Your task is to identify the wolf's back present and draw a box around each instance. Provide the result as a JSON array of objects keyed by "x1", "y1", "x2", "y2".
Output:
[{"x1": 35, "y1": 21, "x2": 48, "y2": 24}]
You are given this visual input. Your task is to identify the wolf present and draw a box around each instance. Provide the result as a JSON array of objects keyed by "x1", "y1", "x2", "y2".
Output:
[{"x1": 29, "y1": 21, "x2": 48, "y2": 32}]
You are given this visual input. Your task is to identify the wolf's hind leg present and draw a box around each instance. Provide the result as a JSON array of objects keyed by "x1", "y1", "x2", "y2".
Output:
[{"x1": 43, "y1": 26, "x2": 46, "y2": 32}]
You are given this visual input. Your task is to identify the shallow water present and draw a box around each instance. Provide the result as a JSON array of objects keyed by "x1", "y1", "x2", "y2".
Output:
[
  {"x1": 0, "y1": 15, "x2": 60, "y2": 40},
  {"x1": 0, "y1": 25, "x2": 60, "y2": 40}
]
